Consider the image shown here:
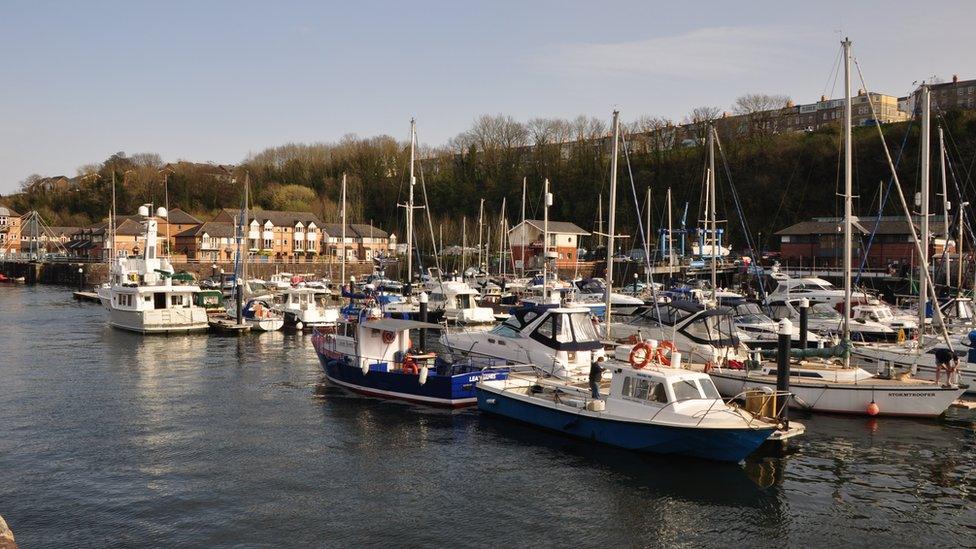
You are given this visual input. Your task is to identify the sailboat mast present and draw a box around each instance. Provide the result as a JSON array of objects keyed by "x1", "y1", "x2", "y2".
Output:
[
  {"x1": 597, "y1": 194, "x2": 604, "y2": 250},
  {"x1": 939, "y1": 127, "x2": 950, "y2": 287},
  {"x1": 110, "y1": 171, "x2": 116, "y2": 262},
  {"x1": 708, "y1": 125, "x2": 717, "y2": 301},
  {"x1": 667, "y1": 187, "x2": 674, "y2": 279},
  {"x1": 919, "y1": 86, "x2": 931, "y2": 331},
  {"x1": 842, "y1": 38, "x2": 854, "y2": 353},
  {"x1": 520, "y1": 177, "x2": 527, "y2": 278},
  {"x1": 341, "y1": 173, "x2": 347, "y2": 286},
  {"x1": 959, "y1": 204, "x2": 966, "y2": 295},
  {"x1": 461, "y1": 216, "x2": 467, "y2": 274},
  {"x1": 645, "y1": 186, "x2": 651, "y2": 286},
  {"x1": 407, "y1": 118, "x2": 416, "y2": 290},
  {"x1": 477, "y1": 198, "x2": 484, "y2": 272},
  {"x1": 542, "y1": 178, "x2": 550, "y2": 301},
  {"x1": 605, "y1": 111, "x2": 620, "y2": 337},
  {"x1": 498, "y1": 197, "x2": 506, "y2": 278}
]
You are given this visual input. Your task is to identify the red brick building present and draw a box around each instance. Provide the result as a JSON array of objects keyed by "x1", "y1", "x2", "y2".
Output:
[{"x1": 776, "y1": 216, "x2": 946, "y2": 269}]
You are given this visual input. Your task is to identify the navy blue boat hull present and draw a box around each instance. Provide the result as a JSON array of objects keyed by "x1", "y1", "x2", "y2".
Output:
[
  {"x1": 477, "y1": 387, "x2": 775, "y2": 462},
  {"x1": 316, "y1": 351, "x2": 507, "y2": 408}
]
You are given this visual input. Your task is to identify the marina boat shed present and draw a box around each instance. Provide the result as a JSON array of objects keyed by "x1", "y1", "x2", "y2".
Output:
[
  {"x1": 509, "y1": 219, "x2": 590, "y2": 268},
  {"x1": 777, "y1": 216, "x2": 948, "y2": 269}
]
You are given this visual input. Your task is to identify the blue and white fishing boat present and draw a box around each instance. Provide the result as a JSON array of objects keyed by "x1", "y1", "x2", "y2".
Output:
[
  {"x1": 312, "y1": 310, "x2": 509, "y2": 408},
  {"x1": 477, "y1": 361, "x2": 781, "y2": 462}
]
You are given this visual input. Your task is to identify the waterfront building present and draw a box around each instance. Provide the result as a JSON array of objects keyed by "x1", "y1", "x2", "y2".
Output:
[
  {"x1": 508, "y1": 219, "x2": 590, "y2": 269},
  {"x1": 173, "y1": 222, "x2": 238, "y2": 262},
  {"x1": 0, "y1": 206, "x2": 22, "y2": 256},
  {"x1": 776, "y1": 216, "x2": 947, "y2": 269}
]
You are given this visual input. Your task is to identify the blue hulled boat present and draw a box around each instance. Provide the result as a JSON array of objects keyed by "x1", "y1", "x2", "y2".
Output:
[
  {"x1": 477, "y1": 355, "x2": 783, "y2": 463},
  {"x1": 312, "y1": 314, "x2": 508, "y2": 408}
]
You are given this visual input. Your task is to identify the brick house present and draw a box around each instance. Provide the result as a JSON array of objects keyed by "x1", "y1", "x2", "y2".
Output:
[
  {"x1": 156, "y1": 208, "x2": 202, "y2": 253},
  {"x1": 320, "y1": 223, "x2": 392, "y2": 261},
  {"x1": 212, "y1": 209, "x2": 323, "y2": 262},
  {"x1": 174, "y1": 222, "x2": 238, "y2": 261},
  {"x1": 0, "y1": 206, "x2": 22, "y2": 256},
  {"x1": 509, "y1": 219, "x2": 590, "y2": 269}
]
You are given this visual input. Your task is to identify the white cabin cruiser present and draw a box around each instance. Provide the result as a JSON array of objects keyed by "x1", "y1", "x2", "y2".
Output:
[
  {"x1": 440, "y1": 304, "x2": 605, "y2": 379},
  {"x1": 851, "y1": 302, "x2": 918, "y2": 333},
  {"x1": 610, "y1": 301, "x2": 748, "y2": 365},
  {"x1": 426, "y1": 280, "x2": 495, "y2": 325},
  {"x1": 98, "y1": 207, "x2": 209, "y2": 334},
  {"x1": 568, "y1": 278, "x2": 645, "y2": 317},
  {"x1": 767, "y1": 299, "x2": 894, "y2": 342},
  {"x1": 766, "y1": 275, "x2": 870, "y2": 308},
  {"x1": 720, "y1": 297, "x2": 823, "y2": 350},
  {"x1": 275, "y1": 288, "x2": 338, "y2": 331}
]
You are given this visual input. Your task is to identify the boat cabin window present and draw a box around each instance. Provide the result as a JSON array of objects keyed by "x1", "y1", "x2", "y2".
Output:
[
  {"x1": 809, "y1": 302, "x2": 841, "y2": 319},
  {"x1": 699, "y1": 378, "x2": 721, "y2": 399},
  {"x1": 671, "y1": 379, "x2": 704, "y2": 401},
  {"x1": 457, "y1": 294, "x2": 476, "y2": 309},
  {"x1": 768, "y1": 302, "x2": 795, "y2": 321},
  {"x1": 170, "y1": 294, "x2": 186, "y2": 307},
  {"x1": 621, "y1": 376, "x2": 669, "y2": 404}
]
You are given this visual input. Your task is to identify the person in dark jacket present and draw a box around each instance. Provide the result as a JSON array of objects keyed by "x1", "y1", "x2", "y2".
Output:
[
  {"x1": 589, "y1": 356, "x2": 606, "y2": 399},
  {"x1": 934, "y1": 347, "x2": 959, "y2": 385}
]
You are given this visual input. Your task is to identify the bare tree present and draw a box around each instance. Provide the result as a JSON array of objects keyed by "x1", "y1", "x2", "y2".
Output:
[
  {"x1": 683, "y1": 106, "x2": 722, "y2": 144},
  {"x1": 732, "y1": 93, "x2": 792, "y2": 138}
]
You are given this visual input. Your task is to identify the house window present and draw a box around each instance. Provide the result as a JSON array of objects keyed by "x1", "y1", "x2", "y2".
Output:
[{"x1": 263, "y1": 238, "x2": 272, "y2": 249}]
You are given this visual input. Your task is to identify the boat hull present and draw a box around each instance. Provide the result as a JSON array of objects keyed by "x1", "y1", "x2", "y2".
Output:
[
  {"x1": 476, "y1": 385, "x2": 775, "y2": 463},
  {"x1": 317, "y1": 350, "x2": 507, "y2": 408},
  {"x1": 706, "y1": 370, "x2": 965, "y2": 417},
  {"x1": 108, "y1": 307, "x2": 210, "y2": 334}
]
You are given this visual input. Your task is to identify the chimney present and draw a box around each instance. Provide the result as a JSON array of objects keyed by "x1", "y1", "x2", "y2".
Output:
[
  {"x1": 953, "y1": 74, "x2": 959, "y2": 83},
  {"x1": 820, "y1": 95, "x2": 827, "y2": 102},
  {"x1": 857, "y1": 89, "x2": 866, "y2": 96}
]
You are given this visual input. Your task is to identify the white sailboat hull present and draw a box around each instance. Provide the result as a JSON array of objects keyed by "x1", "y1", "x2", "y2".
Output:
[
  {"x1": 706, "y1": 370, "x2": 964, "y2": 417},
  {"x1": 851, "y1": 346, "x2": 976, "y2": 395}
]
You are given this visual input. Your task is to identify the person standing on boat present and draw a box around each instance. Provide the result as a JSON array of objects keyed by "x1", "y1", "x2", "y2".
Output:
[
  {"x1": 589, "y1": 356, "x2": 606, "y2": 400},
  {"x1": 934, "y1": 347, "x2": 959, "y2": 385}
]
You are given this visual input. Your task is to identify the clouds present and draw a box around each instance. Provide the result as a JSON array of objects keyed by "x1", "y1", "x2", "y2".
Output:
[{"x1": 529, "y1": 25, "x2": 822, "y2": 79}]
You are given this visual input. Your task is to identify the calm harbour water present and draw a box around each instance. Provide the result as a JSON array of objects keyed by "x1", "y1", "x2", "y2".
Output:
[{"x1": 0, "y1": 286, "x2": 974, "y2": 548}]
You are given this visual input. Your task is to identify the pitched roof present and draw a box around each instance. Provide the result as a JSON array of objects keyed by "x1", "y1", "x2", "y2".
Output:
[
  {"x1": 775, "y1": 219, "x2": 869, "y2": 236},
  {"x1": 114, "y1": 218, "x2": 145, "y2": 236},
  {"x1": 778, "y1": 216, "x2": 949, "y2": 237},
  {"x1": 165, "y1": 208, "x2": 202, "y2": 225},
  {"x1": 0, "y1": 205, "x2": 19, "y2": 217},
  {"x1": 218, "y1": 208, "x2": 322, "y2": 227},
  {"x1": 319, "y1": 223, "x2": 389, "y2": 239},
  {"x1": 175, "y1": 222, "x2": 237, "y2": 238},
  {"x1": 519, "y1": 219, "x2": 590, "y2": 236}
]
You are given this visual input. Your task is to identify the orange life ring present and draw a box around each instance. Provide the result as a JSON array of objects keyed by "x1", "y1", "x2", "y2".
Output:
[
  {"x1": 629, "y1": 342, "x2": 652, "y2": 369},
  {"x1": 382, "y1": 330, "x2": 396, "y2": 344},
  {"x1": 402, "y1": 356, "x2": 419, "y2": 375},
  {"x1": 655, "y1": 340, "x2": 677, "y2": 366}
]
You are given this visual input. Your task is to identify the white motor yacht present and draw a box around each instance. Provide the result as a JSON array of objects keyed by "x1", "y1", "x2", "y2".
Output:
[{"x1": 97, "y1": 206, "x2": 209, "y2": 334}]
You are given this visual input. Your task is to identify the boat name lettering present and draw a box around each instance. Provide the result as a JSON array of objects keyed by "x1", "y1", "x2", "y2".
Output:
[{"x1": 887, "y1": 392, "x2": 936, "y2": 397}]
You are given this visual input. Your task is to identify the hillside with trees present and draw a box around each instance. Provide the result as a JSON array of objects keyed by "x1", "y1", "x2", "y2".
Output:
[{"x1": 5, "y1": 105, "x2": 976, "y2": 256}]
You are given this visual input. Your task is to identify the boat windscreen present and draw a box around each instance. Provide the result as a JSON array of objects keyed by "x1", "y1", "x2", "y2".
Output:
[{"x1": 810, "y1": 303, "x2": 841, "y2": 319}]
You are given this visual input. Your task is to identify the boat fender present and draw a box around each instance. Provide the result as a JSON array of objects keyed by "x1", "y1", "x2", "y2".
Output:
[
  {"x1": 418, "y1": 365, "x2": 428, "y2": 385},
  {"x1": 629, "y1": 342, "x2": 652, "y2": 369},
  {"x1": 968, "y1": 330, "x2": 976, "y2": 347},
  {"x1": 361, "y1": 361, "x2": 370, "y2": 375},
  {"x1": 295, "y1": 321, "x2": 304, "y2": 331},
  {"x1": 866, "y1": 400, "x2": 880, "y2": 416}
]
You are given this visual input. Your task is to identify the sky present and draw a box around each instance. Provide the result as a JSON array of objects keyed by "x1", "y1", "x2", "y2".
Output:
[{"x1": 1, "y1": 0, "x2": 973, "y2": 194}]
